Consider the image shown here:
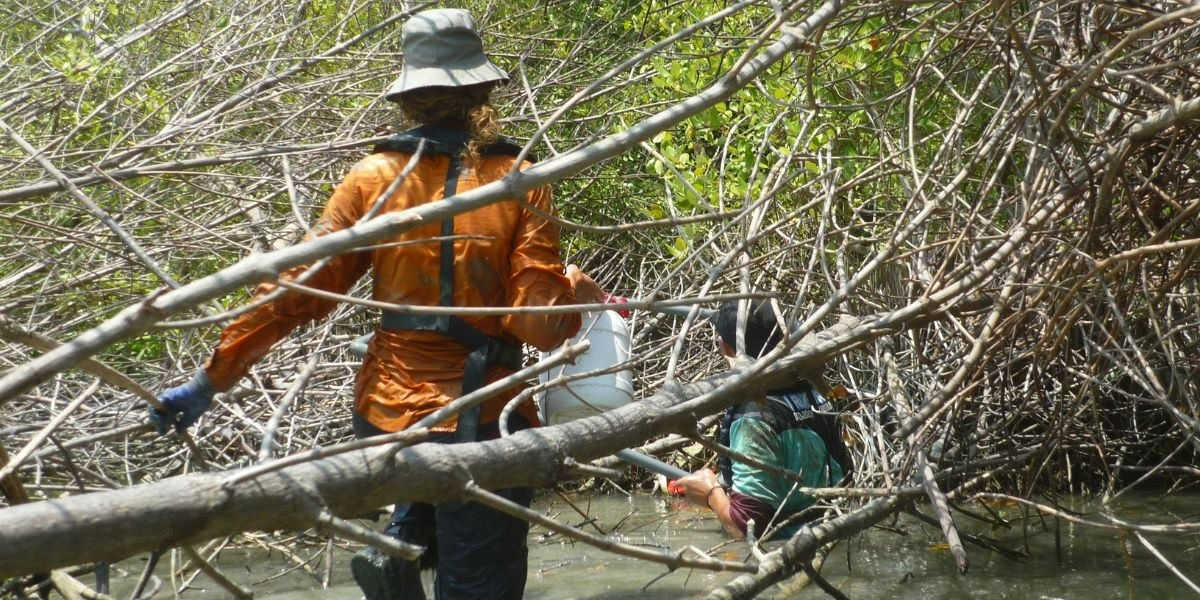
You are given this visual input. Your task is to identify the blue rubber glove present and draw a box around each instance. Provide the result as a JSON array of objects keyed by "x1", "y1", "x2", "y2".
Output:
[{"x1": 150, "y1": 370, "x2": 217, "y2": 435}]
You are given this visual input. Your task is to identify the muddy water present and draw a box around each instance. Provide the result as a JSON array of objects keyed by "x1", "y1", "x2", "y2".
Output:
[{"x1": 105, "y1": 491, "x2": 1199, "y2": 599}]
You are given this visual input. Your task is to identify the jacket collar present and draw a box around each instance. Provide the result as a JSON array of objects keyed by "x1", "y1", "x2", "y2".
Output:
[{"x1": 373, "y1": 126, "x2": 533, "y2": 161}]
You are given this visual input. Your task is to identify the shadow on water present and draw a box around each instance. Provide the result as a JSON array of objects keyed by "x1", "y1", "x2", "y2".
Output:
[{"x1": 101, "y1": 491, "x2": 1199, "y2": 599}]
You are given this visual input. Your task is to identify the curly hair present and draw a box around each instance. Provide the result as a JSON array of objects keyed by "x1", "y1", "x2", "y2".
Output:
[{"x1": 397, "y1": 83, "x2": 501, "y2": 162}]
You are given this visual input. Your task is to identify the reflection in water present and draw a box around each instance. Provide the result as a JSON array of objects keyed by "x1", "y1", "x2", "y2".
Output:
[{"x1": 103, "y1": 491, "x2": 1198, "y2": 599}]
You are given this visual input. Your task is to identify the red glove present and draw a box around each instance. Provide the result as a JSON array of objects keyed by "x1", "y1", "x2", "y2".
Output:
[{"x1": 602, "y1": 293, "x2": 631, "y2": 319}]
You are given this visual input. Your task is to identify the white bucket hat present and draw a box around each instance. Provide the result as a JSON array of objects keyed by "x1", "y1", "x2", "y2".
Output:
[{"x1": 384, "y1": 8, "x2": 509, "y2": 102}]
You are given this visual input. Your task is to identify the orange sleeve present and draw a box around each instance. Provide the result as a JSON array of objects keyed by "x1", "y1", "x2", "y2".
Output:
[
  {"x1": 203, "y1": 164, "x2": 373, "y2": 391},
  {"x1": 501, "y1": 183, "x2": 582, "y2": 352}
]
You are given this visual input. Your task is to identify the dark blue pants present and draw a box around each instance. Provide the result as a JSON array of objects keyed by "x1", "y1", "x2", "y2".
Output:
[{"x1": 353, "y1": 413, "x2": 533, "y2": 600}]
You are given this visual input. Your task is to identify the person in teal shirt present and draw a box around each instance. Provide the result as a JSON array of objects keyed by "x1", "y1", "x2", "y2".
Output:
[{"x1": 676, "y1": 300, "x2": 852, "y2": 540}]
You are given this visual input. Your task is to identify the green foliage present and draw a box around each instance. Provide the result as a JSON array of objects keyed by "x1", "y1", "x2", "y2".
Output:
[{"x1": 0, "y1": 0, "x2": 1046, "y2": 362}]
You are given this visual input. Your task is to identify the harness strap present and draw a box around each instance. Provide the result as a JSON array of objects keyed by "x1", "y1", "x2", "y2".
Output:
[
  {"x1": 439, "y1": 155, "x2": 482, "y2": 442},
  {"x1": 377, "y1": 139, "x2": 522, "y2": 442},
  {"x1": 718, "y1": 382, "x2": 823, "y2": 486},
  {"x1": 440, "y1": 156, "x2": 460, "y2": 311}
]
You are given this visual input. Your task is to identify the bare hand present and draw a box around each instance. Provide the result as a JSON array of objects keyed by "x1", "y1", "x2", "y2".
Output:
[{"x1": 566, "y1": 264, "x2": 604, "y2": 304}]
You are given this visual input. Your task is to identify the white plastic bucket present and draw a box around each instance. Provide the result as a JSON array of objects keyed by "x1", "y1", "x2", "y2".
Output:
[{"x1": 538, "y1": 310, "x2": 634, "y2": 425}]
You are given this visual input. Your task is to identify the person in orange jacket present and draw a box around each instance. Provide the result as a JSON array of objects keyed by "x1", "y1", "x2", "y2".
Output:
[{"x1": 151, "y1": 8, "x2": 602, "y2": 599}]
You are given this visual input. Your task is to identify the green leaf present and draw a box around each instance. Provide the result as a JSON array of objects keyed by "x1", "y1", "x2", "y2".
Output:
[{"x1": 667, "y1": 236, "x2": 689, "y2": 258}]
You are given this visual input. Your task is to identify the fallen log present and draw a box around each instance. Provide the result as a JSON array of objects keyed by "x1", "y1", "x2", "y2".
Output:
[
  {"x1": 0, "y1": 375, "x2": 718, "y2": 577},
  {"x1": 0, "y1": 308, "x2": 931, "y2": 578}
]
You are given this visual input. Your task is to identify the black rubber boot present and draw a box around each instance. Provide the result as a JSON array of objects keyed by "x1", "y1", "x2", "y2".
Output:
[{"x1": 351, "y1": 547, "x2": 423, "y2": 600}]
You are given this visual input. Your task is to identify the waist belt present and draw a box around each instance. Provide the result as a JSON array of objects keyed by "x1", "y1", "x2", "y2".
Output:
[
  {"x1": 380, "y1": 312, "x2": 523, "y2": 441},
  {"x1": 380, "y1": 312, "x2": 523, "y2": 370}
]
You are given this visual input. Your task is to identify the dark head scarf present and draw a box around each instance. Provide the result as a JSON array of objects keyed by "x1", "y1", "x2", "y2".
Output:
[{"x1": 713, "y1": 300, "x2": 787, "y2": 359}]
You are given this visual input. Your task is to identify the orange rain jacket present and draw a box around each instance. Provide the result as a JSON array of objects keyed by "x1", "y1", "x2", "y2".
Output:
[{"x1": 203, "y1": 128, "x2": 582, "y2": 433}]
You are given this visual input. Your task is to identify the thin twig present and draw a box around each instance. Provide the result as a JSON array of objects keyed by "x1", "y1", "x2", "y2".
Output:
[
  {"x1": 179, "y1": 545, "x2": 253, "y2": 600},
  {"x1": 462, "y1": 481, "x2": 757, "y2": 574}
]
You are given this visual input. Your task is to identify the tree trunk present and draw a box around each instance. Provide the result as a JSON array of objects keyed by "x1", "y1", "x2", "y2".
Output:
[{"x1": 0, "y1": 309, "x2": 925, "y2": 578}]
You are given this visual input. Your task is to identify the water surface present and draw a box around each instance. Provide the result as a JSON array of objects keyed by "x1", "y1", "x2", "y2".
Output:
[{"x1": 105, "y1": 491, "x2": 1198, "y2": 599}]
